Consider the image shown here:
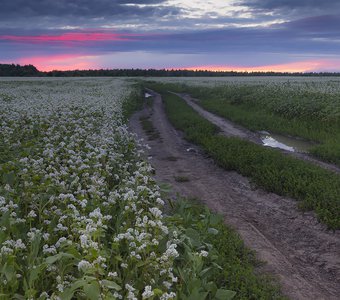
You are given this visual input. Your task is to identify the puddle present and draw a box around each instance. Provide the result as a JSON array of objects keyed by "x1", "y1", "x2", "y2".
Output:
[
  {"x1": 259, "y1": 131, "x2": 313, "y2": 153},
  {"x1": 145, "y1": 93, "x2": 152, "y2": 98}
]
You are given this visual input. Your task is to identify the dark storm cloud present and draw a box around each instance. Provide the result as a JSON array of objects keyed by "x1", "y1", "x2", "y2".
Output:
[
  {"x1": 0, "y1": 0, "x2": 170, "y2": 17},
  {"x1": 145, "y1": 20, "x2": 340, "y2": 55},
  {"x1": 285, "y1": 15, "x2": 340, "y2": 33},
  {"x1": 4, "y1": 13, "x2": 340, "y2": 58}
]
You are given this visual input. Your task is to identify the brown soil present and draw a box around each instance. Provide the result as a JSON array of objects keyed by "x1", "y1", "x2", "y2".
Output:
[
  {"x1": 129, "y1": 90, "x2": 340, "y2": 300},
  {"x1": 178, "y1": 93, "x2": 340, "y2": 174}
]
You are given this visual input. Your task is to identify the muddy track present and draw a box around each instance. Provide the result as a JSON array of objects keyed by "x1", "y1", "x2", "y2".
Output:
[
  {"x1": 129, "y1": 90, "x2": 340, "y2": 300},
  {"x1": 177, "y1": 93, "x2": 340, "y2": 174}
]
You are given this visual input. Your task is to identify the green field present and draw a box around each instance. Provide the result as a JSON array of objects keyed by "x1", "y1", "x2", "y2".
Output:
[
  {"x1": 146, "y1": 78, "x2": 340, "y2": 165},
  {"x1": 146, "y1": 83, "x2": 340, "y2": 229}
]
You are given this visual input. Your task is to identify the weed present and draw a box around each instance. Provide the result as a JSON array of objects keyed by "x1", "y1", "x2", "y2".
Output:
[
  {"x1": 174, "y1": 175, "x2": 190, "y2": 182},
  {"x1": 139, "y1": 115, "x2": 161, "y2": 140}
]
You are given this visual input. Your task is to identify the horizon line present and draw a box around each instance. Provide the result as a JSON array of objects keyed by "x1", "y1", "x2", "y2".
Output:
[{"x1": 2, "y1": 62, "x2": 340, "y2": 74}]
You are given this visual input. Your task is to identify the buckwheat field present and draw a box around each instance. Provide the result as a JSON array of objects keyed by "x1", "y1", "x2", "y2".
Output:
[{"x1": 0, "y1": 78, "x2": 180, "y2": 299}]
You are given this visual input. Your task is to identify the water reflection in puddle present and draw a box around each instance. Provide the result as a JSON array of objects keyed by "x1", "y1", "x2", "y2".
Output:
[
  {"x1": 259, "y1": 131, "x2": 313, "y2": 153},
  {"x1": 145, "y1": 93, "x2": 152, "y2": 98}
]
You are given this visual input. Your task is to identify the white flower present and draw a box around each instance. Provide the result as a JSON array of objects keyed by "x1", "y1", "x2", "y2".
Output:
[
  {"x1": 164, "y1": 244, "x2": 179, "y2": 259},
  {"x1": 160, "y1": 292, "x2": 176, "y2": 300},
  {"x1": 149, "y1": 207, "x2": 162, "y2": 218},
  {"x1": 79, "y1": 234, "x2": 89, "y2": 248},
  {"x1": 42, "y1": 245, "x2": 57, "y2": 254},
  {"x1": 27, "y1": 210, "x2": 37, "y2": 218},
  {"x1": 199, "y1": 250, "x2": 209, "y2": 257},
  {"x1": 142, "y1": 286, "x2": 154, "y2": 299},
  {"x1": 42, "y1": 233, "x2": 50, "y2": 241},
  {"x1": 108, "y1": 272, "x2": 118, "y2": 278},
  {"x1": 14, "y1": 239, "x2": 26, "y2": 250},
  {"x1": 78, "y1": 260, "x2": 92, "y2": 272},
  {"x1": 125, "y1": 284, "x2": 135, "y2": 292}
]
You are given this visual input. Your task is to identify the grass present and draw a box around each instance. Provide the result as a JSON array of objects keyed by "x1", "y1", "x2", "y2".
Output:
[
  {"x1": 168, "y1": 199, "x2": 286, "y2": 300},
  {"x1": 149, "y1": 85, "x2": 340, "y2": 229},
  {"x1": 140, "y1": 115, "x2": 161, "y2": 140},
  {"x1": 122, "y1": 84, "x2": 145, "y2": 120}
]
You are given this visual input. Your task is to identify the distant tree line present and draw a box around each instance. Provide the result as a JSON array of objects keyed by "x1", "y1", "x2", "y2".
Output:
[
  {"x1": 1, "y1": 63, "x2": 340, "y2": 77},
  {"x1": 0, "y1": 64, "x2": 40, "y2": 76}
]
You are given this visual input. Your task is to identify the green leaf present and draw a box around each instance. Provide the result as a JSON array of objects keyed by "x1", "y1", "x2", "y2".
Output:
[
  {"x1": 29, "y1": 233, "x2": 42, "y2": 262},
  {"x1": 12, "y1": 294, "x2": 25, "y2": 300},
  {"x1": 84, "y1": 281, "x2": 101, "y2": 300},
  {"x1": 114, "y1": 255, "x2": 123, "y2": 262},
  {"x1": 185, "y1": 228, "x2": 201, "y2": 247},
  {"x1": 159, "y1": 182, "x2": 172, "y2": 193},
  {"x1": 208, "y1": 227, "x2": 219, "y2": 235},
  {"x1": 59, "y1": 288, "x2": 75, "y2": 300},
  {"x1": 205, "y1": 282, "x2": 217, "y2": 293},
  {"x1": 61, "y1": 279, "x2": 88, "y2": 300},
  {"x1": 153, "y1": 288, "x2": 163, "y2": 296},
  {"x1": 199, "y1": 267, "x2": 212, "y2": 279},
  {"x1": 28, "y1": 264, "x2": 46, "y2": 287},
  {"x1": 3, "y1": 172, "x2": 15, "y2": 186},
  {"x1": 209, "y1": 214, "x2": 222, "y2": 225},
  {"x1": 1, "y1": 262, "x2": 15, "y2": 281},
  {"x1": 215, "y1": 289, "x2": 236, "y2": 300},
  {"x1": 187, "y1": 288, "x2": 208, "y2": 300},
  {"x1": 45, "y1": 252, "x2": 74, "y2": 264},
  {"x1": 136, "y1": 261, "x2": 148, "y2": 268},
  {"x1": 101, "y1": 280, "x2": 121, "y2": 291}
]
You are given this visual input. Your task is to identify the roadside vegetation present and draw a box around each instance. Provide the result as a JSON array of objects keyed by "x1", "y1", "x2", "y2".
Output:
[
  {"x1": 146, "y1": 81, "x2": 340, "y2": 166},
  {"x1": 146, "y1": 83, "x2": 340, "y2": 229},
  {"x1": 167, "y1": 200, "x2": 285, "y2": 300}
]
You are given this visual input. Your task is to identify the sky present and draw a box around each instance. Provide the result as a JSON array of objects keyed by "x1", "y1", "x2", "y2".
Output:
[{"x1": 1, "y1": 0, "x2": 340, "y2": 72}]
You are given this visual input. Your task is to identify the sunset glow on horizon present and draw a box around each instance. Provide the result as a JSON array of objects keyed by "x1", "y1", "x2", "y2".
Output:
[
  {"x1": 17, "y1": 54, "x2": 99, "y2": 71},
  {"x1": 13, "y1": 52, "x2": 340, "y2": 73},
  {"x1": 183, "y1": 60, "x2": 340, "y2": 73},
  {"x1": 9, "y1": 55, "x2": 340, "y2": 73}
]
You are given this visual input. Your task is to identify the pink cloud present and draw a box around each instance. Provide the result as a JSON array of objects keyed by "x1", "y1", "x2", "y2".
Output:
[{"x1": 0, "y1": 31, "x2": 134, "y2": 44}]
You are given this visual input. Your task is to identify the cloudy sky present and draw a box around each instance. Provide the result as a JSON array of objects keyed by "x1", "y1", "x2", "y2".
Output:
[{"x1": 1, "y1": 0, "x2": 340, "y2": 71}]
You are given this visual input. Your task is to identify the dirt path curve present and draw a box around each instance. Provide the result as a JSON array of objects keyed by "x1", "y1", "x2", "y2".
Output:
[
  {"x1": 129, "y1": 90, "x2": 340, "y2": 300},
  {"x1": 177, "y1": 93, "x2": 340, "y2": 174}
]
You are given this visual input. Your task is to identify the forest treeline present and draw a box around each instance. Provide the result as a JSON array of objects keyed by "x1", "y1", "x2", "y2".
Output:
[{"x1": 1, "y1": 63, "x2": 340, "y2": 77}]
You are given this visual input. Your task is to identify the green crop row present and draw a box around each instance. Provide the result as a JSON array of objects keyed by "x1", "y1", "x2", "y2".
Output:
[{"x1": 149, "y1": 86, "x2": 340, "y2": 229}]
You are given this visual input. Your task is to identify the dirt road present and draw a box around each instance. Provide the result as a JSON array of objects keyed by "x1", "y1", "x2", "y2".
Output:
[
  {"x1": 177, "y1": 93, "x2": 340, "y2": 174},
  {"x1": 129, "y1": 90, "x2": 340, "y2": 300}
]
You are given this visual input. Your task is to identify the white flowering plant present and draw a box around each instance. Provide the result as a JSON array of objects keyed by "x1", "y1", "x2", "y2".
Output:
[{"x1": 0, "y1": 79, "x2": 179, "y2": 299}]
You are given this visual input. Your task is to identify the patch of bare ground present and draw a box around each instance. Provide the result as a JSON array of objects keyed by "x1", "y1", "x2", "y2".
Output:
[{"x1": 129, "y1": 90, "x2": 340, "y2": 300}]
